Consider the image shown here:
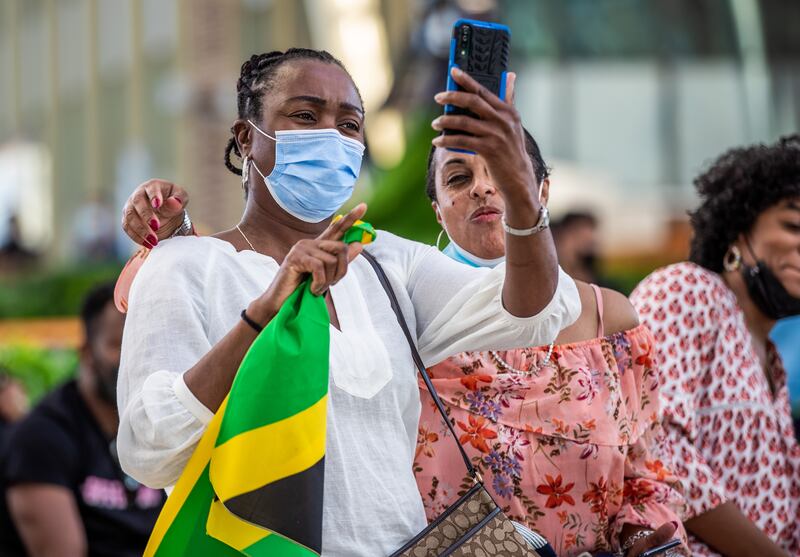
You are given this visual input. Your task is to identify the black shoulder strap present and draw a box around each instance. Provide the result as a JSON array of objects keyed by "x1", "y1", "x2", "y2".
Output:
[{"x1": 361, "y1": 250, "x2": 477, "y2": 479}]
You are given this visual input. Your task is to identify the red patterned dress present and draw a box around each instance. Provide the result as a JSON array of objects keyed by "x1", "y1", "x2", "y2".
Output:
[{"x1": 631, "y1": 262, "x2": 800, "y2": 555}]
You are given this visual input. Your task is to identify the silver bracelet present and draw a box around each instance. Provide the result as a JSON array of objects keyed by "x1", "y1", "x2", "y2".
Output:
[
  {"x1": 169, "y1": 210, "x2": 193, "y2": 238},
  {"x1": 620, "y1": 529, "x2": 655, "y2": 556},
  {"x1": 501, "y1": 205, "x2": 550, "y2": 236}
]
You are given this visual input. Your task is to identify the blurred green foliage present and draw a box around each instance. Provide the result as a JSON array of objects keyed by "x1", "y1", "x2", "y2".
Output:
[
  {"x1": 0, "y1": 264, "x2": 117, "y2": 403},
  {"x1": 0, "y1": 344, "x2": 77, "y2": 403},
  {"x1": 0, "y1": 263, "x2": 122, "y2": 319},
  {"x1": 363, "y1": 110, "x2": 441, "y2": 245},
  {"x1": 602, "y1": 257, "x2": 677, "y2": 295},
  {"x1": 599, "y1": 265, "x2": 656, "y2": 296}
]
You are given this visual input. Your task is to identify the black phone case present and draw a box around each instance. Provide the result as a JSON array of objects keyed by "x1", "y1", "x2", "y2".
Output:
[{"x1": 444, "y1": 20, "x2": 510, "y2": 134}]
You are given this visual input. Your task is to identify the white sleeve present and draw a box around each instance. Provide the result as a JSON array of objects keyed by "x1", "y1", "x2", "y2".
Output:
[
  {"x1": 117, "y1": 240, "x2": 215, "y2": 489},
  {"x1": 406, "y1": 243, "x2": 581, "y2": 366}
]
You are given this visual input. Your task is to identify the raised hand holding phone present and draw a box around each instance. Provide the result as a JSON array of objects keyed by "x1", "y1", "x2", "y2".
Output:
[{"x1": 432, "y1": 67, "x2": 539, "y2": 214}]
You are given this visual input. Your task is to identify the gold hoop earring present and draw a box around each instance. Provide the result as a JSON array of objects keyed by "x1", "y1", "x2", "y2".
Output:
[
  {"x1": 436, "y1": 229, "x2": 446, "y2": 251},
  {"x1": 723, "y1": 245, "x2": 742, "y2": 272},
  {"x1": 241, "y1": 155, "x2": 250, "y2": 189}
]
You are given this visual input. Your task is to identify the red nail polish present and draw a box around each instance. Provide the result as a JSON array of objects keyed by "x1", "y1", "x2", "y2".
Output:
[
  {"x1": 143, "y1": 240, "x2": 153, "y2": 250},
  {"x1": 147, "y1": 234, "x2": 158, "y2": 246},
  {"x1": 152, "y1": 198, "x2": 161, "y2": 209},
  {"x1": 149, "y1": 219, "x2": 160, "y2": 231}
]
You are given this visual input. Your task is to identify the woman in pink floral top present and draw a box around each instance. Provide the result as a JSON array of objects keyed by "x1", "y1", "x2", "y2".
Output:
[
  {"x1": 415, "y1": 124, "x2": 688, "y2": 556},
  {"x1": 415, "y1": 285, "x2": 686, "y2": 556},
  {"x1": 631, "y1": 137, "x2": 800, "y2": 557}
]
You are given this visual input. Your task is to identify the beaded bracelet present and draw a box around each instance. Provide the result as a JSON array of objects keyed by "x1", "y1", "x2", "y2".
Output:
[{"x1": 620, "y1": 529, "x2": 655, "y2": 556}]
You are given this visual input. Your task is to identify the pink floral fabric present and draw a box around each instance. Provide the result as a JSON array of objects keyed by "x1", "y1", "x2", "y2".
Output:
[
  {"x1": 414, "y1": 325, "x2": 688, "y2": 556},
  {"x1": 631, "y1": 262, "x2": 800, "y2": 556}
]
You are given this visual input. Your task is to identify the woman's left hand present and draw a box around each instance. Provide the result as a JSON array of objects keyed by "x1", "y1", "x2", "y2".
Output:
[
  {"x1": 431, "y1": 68, "x2": 538, "y2": 205},
  {"x1": 623, "y1": 522, "x2": 681, "y2": 556}
]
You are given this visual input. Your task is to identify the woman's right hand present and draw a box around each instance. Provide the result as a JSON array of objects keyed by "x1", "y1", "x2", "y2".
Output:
[
  {"x1": 249, "y1": 203, "x2": 368, "y2": 323},
  {"x1": 122, "y1": 179, "x2": 189, "y2": 248}
]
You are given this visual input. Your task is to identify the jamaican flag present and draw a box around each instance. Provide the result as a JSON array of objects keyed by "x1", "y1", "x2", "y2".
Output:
[{"x1": 144, "y1": 221, "x2": 375, "y2": 557}]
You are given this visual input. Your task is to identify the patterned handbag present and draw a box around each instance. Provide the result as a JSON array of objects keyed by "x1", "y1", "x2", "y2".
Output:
[{"x1": 362, "y1": 252, "x2": 556, "y2": 557}]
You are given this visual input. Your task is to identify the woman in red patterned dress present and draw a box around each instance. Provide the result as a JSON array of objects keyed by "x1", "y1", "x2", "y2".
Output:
[{"x1": 631, "y1": 135, "x2": 800, "y2": 556}]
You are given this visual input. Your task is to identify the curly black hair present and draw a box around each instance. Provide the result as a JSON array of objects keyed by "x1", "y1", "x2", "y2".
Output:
[
  {"x1": 223, "y1": 49, "x2": 361, "y2": 176},
  {"x1": 689, "y1": 134, "x2": 800, "y2": 272},
  {"x1": 425, "y1": 127, "x2": 550, "y2": 201}
]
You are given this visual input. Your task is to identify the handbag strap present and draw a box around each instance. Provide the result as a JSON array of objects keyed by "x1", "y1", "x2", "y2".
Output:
[{"x1": 361, "y1": 250, "x2": 478, "y2": 479}]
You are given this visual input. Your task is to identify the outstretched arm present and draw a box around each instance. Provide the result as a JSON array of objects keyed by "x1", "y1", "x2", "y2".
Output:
[
  {"x1": 8, "y1": 485, "x2": 86, "y2": 557},
  {"x1": 432, "y1": 69, "x2": 562, "y2": 319}
]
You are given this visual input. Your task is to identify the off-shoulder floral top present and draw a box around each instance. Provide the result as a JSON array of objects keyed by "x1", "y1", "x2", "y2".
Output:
[{"x1": 414, "y1": 286, "x2": 688, "y2": 557}]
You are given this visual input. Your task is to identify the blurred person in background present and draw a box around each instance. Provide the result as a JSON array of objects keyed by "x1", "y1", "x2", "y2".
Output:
[
  {"x1": 115, "y1": 49, "x2": 579, "y2": 557},
  {"x1": 0, "y1": 369, "x2": 28, "y2": 446},
  {"x1": 118, "y1": 82, "x2": 686, "y2": 556},
  {"x1": 0, "y1": 215, "x2": 38, "y2": 273},
  {"x1": 0, "y1": 283, "x2": 165, "y2": 557},
  {"x1": 630, "y1": 135, "x2": 800, "y2": 556},
  {"x1": 71, "y1": 196, "x2": 118, "y2": 262},
  {"x1": 552, "y1": 211, "x2": 600, "y2": 284}
]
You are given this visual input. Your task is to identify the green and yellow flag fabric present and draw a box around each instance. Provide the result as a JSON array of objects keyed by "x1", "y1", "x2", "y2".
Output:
[{"x1": 144, "y1": 221, "x2": 375, "y2": 557}]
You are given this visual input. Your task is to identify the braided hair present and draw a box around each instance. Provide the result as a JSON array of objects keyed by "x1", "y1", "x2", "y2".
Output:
[
  {"x1": 689, "y1": 134, "x2": 800, "y2": 272},
  {"x1": 224, "y1": 48, "x2": 359, "y2": 176}
]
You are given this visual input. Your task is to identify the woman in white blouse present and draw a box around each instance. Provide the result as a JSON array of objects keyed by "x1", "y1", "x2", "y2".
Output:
[{"x1": 117, "y1": 49, "x2": 579, "y2": 557}]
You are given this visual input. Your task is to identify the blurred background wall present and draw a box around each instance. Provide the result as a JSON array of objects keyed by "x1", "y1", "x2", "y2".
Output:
[
  {"x1": 2, "y1": 0, "x2": 799, "y2": 267},
  {"x1": 0, "y1": 0, "x2": 798, "y2": 399}
]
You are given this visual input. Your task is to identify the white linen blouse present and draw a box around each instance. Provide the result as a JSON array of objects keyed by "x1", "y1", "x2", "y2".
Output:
[{"x1": 118, "y1": 230, "x2": 580, "y2": 557}]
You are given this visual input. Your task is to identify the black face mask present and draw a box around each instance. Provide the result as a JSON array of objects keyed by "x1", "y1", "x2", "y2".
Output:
[
  {"x1": 741, "y1": 243, "x2": 800, "y2": 320},
  {"x1": 578, "y1": 251, "x2": 599, "y2": 275}
]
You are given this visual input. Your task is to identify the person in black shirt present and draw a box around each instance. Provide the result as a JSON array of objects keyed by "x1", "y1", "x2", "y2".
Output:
[{"x1": 0, "y1": 283, "x2": 165, "y2": 556}]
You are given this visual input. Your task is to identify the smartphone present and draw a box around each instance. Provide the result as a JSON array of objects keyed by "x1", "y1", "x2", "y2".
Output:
[
  {"x1": 444, "y1": 18, "x2": 511, "y2": 136},
  {"x1": 637, "y1": 538, "x2": 681, "y2": 557}
]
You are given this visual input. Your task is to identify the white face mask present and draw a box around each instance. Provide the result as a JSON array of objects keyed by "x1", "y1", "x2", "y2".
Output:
[{"x1": 437, "y1": 182, "x2": 546, "y2": 269}]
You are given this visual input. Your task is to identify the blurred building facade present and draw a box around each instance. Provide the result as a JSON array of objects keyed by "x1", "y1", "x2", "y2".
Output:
[
  {"x1": 0, "y1": 0, "x2": 798, "y2": 263},
  {"x1": 505, "y1": 0, "x2": 800, "y2": 255},
  {"x1": 0, "y1": 0, "x2": 411, "y2": 263}
]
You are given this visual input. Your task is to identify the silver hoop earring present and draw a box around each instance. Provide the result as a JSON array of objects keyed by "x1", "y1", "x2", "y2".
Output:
[
  {"x1": 436, "y1": 229, "x2": 446, "y2": 250},
  {"x1": 723, "y1": 245, "x2": 742, "y2": 272},
  {"x1": 241, "y1": 155, "x2": 250, "y2": 189}
]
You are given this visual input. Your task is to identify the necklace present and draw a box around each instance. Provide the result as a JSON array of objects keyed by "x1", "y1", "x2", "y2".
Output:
[
  {"x1": 236, "y1": 224, "x2": 257, "y2": 252},
  {"x1": 490, "y1": 342, "x2": 555, "y2": 376}
]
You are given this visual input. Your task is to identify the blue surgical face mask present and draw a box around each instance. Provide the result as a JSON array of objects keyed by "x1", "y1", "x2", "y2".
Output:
[
  {"x1": 442, "y1": 239, "x2": 505, "y2": 268},
  {"x1": 437, "y1": 182, "x2": 546, "y2": 269},
  {"x1": 247, "y1": 120, "x2": 365, "y2": 223}
]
